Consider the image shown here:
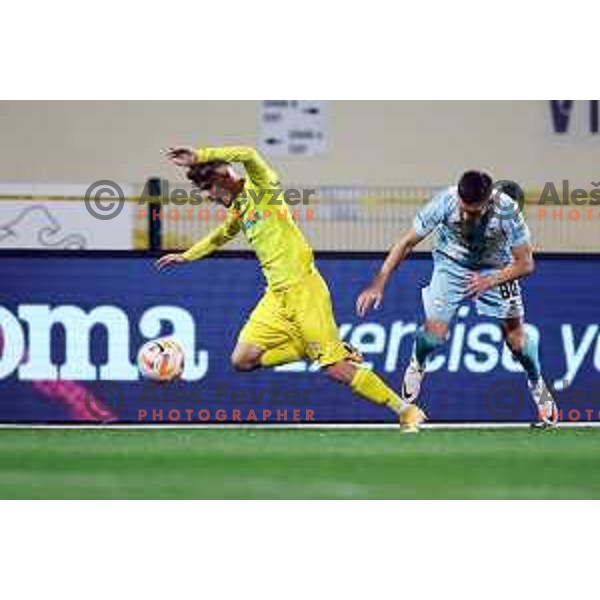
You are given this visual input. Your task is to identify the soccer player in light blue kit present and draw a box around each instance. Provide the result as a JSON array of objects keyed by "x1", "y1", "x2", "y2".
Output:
[{"x1": 356, "y1": 171, "x2": 558, "y2": 429}]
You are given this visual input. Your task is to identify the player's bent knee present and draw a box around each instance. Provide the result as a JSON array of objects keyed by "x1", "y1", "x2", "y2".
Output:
[
  {"x1": 424, "y1": 319, "x2": 449, "y2": 339},
  {"x1": 504, "y1": 330, "x2": 525, "y2": 353},
  {"x1": 230, "y1": 354, "x2": 259, "y2": 371},
  {"x1": 502, "y1": 322, "x2": 526, "y2": 352}
]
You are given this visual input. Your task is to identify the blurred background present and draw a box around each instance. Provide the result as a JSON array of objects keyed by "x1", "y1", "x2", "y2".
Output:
[{"x1": 1, "y1": 100, "x2": 599, "y2": 424}]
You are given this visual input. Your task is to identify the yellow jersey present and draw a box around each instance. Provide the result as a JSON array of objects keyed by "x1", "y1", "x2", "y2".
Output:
[{"x1": 182, "y1": 146, "x2": 314, "y2": 290}]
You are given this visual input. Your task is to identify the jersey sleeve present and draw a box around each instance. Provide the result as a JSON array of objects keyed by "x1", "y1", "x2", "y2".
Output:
[
  {"x1": 506, "y1": 210, "x2": 531, "y2": 247},
  {"x1": 196, "y1": 146, "x2": 280, "y2": 188},
  {"x1": 182, "y1": 209, "x2": 242, "y2": 261},
  {"x1": 413, "y1": 190, "x2": 448, "y2": 238}
]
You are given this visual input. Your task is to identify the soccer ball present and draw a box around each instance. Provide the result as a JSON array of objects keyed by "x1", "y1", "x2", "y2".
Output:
[{"x1": 137, "y1": 338, "x2": 185, "y2": 382}]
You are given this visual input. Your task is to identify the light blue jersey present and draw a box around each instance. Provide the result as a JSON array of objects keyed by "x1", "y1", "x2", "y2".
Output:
[
  {"x1": 413, "y1": 186, "x2": 530, "y2": 269},
  {"x1": 414, "y1": 186, "x2": 531, "y2": 323}
]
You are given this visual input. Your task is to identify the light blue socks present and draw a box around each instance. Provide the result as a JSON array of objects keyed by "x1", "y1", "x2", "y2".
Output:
[
  {"x1": 511, "y1": 333, "x2": 541, "y2": 385},
  {"x1": 414, "y1": 326, "x2": 445, "y2": 367}
]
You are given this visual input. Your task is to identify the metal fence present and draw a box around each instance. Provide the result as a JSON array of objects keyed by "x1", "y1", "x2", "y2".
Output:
[
  {"x1": 153, "y1": 183, "x2": 600, "y2": 253},
  {"x1": 1, "y1": 183, "x2": 598, "y2": 253}
]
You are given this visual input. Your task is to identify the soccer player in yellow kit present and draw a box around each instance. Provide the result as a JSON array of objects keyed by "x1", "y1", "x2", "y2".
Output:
[{"x1": 157, "y1": 145, "x2": 424, "y2": 431}]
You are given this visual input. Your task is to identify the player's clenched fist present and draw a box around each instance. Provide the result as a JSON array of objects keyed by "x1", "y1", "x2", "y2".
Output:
[
  {"x1": 356, "y1": 284, "x2": 384, "y2": 317},
  {"x1": 155, "y1": 253, "x2": 187, "y2": 271}
]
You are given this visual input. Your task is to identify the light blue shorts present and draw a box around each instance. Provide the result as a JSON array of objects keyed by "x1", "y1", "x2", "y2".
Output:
[{"x1": 422, "y1": 254, "x2": 525, "y2": 324}]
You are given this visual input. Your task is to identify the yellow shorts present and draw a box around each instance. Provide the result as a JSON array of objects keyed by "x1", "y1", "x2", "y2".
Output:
[{"x1": 238, "y1": 266, "x2": 349, "y2": 367}]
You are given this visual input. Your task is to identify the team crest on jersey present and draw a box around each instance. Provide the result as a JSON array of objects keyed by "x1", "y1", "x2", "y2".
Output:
[{"x1": 242, "y1": 210, "x2": 263, "y2": 231}]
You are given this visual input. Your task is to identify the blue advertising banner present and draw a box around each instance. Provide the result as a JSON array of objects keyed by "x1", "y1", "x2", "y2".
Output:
[{"x1": 0, "y1": 253, "x2": 599, "y2": 423}]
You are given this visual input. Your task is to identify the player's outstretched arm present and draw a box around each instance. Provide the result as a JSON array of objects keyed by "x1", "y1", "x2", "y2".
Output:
[
  {"x1": 155, "y1": 253, "x2": 187, "y2": 271},
  {"x1": 200, "y1": 146, "x2": 279, "y2": 188},
  {"x1": 163, "y1": 145, "x2": 278, "y2": 188},
  {"x1": 356, "y1": 227, "x2": 422, "y2": 316},
  {"x1": 155, "y1": 215, "x2": 242, "y2": 271}
]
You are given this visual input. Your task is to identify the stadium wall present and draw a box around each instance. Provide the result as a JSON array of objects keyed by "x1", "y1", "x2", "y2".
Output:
[
  {"x1": 0, "y1": 100, "x2": 599, "y2": 188},
  {"x1": 1, "y1": 252, "x2": 598, "y2": 424}
]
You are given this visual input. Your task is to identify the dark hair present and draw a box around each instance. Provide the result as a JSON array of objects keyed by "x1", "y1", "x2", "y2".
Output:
[
  {"x1": 186, "y1": 160, "x2": 230, "y2": 190},
  {"x1": 458, "y1": 170, "x2": 493, "y2": 204}
]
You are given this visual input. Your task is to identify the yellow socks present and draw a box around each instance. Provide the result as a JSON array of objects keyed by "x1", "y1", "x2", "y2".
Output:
[
  {"x1": 259, "y1": 345, "x2": 406, "y2": 417},
  {"x1": 350, "y1": 367, "x2": 406, "y2": 415},
  {"x1": 259, "y1": 342, "x2": 305, "y2": 368}
]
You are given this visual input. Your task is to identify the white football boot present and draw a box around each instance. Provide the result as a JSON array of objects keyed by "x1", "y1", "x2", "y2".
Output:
[
  {"x1": 401, "y1": 355, "x2": 425, "y2": 404},
  {"x1": 398, "y1": 355, "x2": 427, "y2": 433},
  {"x1": 530, "y1": 379, "x2": 559, "y2": 429}
]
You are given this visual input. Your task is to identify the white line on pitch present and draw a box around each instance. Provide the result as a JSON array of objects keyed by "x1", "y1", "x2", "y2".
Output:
[{"x1": 0, "y1": 422, "x2": 599, "y2": 430}]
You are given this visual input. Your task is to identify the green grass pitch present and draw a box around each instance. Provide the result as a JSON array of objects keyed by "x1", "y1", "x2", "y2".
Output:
[{"x1": 1, "y1": 427, "x2": 599, "y2": 499}]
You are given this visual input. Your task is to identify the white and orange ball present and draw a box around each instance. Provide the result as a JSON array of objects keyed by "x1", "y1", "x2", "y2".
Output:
[{"x1": 137, "y1": 338, "x2": 185, "y2": 382}]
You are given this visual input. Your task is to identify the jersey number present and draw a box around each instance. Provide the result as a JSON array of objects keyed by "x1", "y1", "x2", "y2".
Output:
[{"x1": 499, "y1": 281, "x2": 520, "y2": 300}]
